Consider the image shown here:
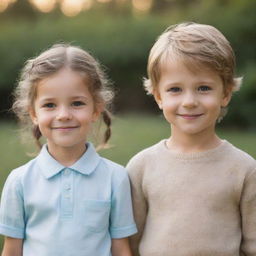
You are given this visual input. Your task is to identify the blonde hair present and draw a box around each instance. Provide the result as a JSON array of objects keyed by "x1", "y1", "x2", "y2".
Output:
[
  {"x1": 144, "y1": 22, "x2": 242, "y2": 95},
  {"x1": 13, "y1": 43, "x2": 114, "y2": 149}
]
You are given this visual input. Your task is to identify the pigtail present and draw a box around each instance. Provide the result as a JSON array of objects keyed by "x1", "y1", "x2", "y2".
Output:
[
  {"x1": 33, "y1": 125, "x2": 42, "y2": 149},
  {"x1": 102, "y1": 109, "x2": 112, "y2": 146}
]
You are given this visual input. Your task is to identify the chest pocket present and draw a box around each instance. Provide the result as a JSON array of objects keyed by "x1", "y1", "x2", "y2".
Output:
[{"x1": 84, "y1": 200, "x2": 111, "y2": 233}]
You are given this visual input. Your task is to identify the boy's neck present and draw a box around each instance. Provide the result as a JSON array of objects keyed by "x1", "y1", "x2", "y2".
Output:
[{"x1": 166, "y1": 130, "x2": 222, "y2": 154}]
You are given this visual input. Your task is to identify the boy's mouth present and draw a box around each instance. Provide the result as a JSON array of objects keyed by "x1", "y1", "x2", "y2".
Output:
[{"x1": 177, "y1": 114, "x2": 203, "y2": 120}]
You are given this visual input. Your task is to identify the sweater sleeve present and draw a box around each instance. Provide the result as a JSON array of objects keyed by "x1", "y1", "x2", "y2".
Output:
[
  {"x1": 126, "y1": 154, "x2": 148, "y2": 256},
  {"x1": 240, "y1": 166, "x2": 256, "y2": 255}
]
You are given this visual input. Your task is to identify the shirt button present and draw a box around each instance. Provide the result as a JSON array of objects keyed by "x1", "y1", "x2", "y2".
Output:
[{"x1": 64, "y1": 184, "x2": 71, "y2": 190}]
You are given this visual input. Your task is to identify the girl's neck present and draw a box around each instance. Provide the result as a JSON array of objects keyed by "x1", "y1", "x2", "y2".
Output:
[
  {"x1": 167, "y1": 129, "x2": 222, "y2": 154},
  {"x1": 47, "y1": 143, "x2": 87, "y2": 167}
]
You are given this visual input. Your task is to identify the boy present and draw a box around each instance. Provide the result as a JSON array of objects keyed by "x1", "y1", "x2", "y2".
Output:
[{"x1": 127, "y1": 22, "x2": 256, "y2": 256}]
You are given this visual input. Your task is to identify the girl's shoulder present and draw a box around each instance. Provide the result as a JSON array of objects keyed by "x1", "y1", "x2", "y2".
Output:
[
  {"x1": 99, "y1": 157, "x2": 126, "y2": 176},
  {"x1": 5, "y1": 158, "x2": 38, "y2": 185}
]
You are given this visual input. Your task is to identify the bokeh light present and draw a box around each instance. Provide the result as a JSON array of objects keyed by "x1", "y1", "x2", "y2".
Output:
[
  {"x1": 0, "y1": 0, "x2": 9, "y2": 12},
  {"x1": 30, "y1": 0, "x2": 56, "y2": 13},
  {"x1": 97, "y1": 0, "x2": 111, "y2": 3},
  {"x1": 0, "y1": 0, "x2": 155, "y2": 16},
  {"x1": 132, "y1": 0, "x2": 153, "y2": 12},
  {"x1": 60, "y1": 0, "x2": 88, "y2": 17},
  {"x1": 0, "y1": 0, "x2": 16, "y2": 12},
  {"x1": 82, "y1": 0, "x2": 93, "y2": 11}
]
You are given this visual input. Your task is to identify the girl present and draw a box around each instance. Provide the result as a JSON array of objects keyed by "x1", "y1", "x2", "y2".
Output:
[{"x1": 0, "y1": 44, "x2": 137, "y2": 256}]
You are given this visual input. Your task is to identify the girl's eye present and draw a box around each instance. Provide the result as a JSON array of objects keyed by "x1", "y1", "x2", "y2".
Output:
[
  {"x1": 72, "y1": 101, "x2": 85, "y2": 107},
  {"x1": 198, "y1": 85, "x2": 211, "y2": 92},
  {"x1": 43, "y1": 103, "x2": 55, "y2": 108},
  {"x1": 167, "y1": 87, "x2": 181, "y2": 93}
]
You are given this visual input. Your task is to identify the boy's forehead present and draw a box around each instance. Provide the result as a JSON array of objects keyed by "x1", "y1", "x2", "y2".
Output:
[{"x1": 159, "y1": 54, "x2": 217, "y2": 76}]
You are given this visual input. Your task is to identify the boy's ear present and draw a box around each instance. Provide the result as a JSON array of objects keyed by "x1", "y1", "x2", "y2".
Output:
[
  {"x1": 153, "y1": 90, "x2": 163, "y2": 109},
  {"x1": 29, "y1": 107, "x2": 38, "y2": 125},
  {"x1": 221, "y1": 87, "x2": 232, "y2": 107}
]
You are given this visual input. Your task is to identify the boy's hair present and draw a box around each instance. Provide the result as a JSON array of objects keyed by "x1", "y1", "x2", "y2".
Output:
[
  {"x1": 13, "y1": 43, "x2": 114, "y2": 149},
  {"x1": 144, "y1": 22, "x2": 242, "y2": 96}
]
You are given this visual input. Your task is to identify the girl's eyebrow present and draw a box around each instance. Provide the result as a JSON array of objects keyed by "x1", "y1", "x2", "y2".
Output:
[
  {"x1": 70, "y1": 96, "x2": 90, "y2": 101},
  {"x1": 38, "y1": 97, "x2": 56, "y2": 102},
  {"x1": 38, "y1": 96, "x2": 89, "y2": 101}
]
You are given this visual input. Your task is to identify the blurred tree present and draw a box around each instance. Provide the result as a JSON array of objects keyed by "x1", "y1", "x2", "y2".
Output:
[{"x1": 4, "y1": 0, "x2": 37, "y2": 19}]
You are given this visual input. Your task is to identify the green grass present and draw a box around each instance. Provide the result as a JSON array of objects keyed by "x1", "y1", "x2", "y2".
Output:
[{"x1": 0, "y1": 114, "x2": 256, "y2": 250}]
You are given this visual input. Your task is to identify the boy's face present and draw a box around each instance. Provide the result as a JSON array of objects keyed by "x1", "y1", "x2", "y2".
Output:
[{"x1": 154, "y1": 60, "x2": 231, "y2": 138}]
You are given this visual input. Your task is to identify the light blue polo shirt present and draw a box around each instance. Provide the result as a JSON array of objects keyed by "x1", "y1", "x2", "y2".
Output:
[{"x1": 0, "y1": 143, "x2": 137, "y2": 256}]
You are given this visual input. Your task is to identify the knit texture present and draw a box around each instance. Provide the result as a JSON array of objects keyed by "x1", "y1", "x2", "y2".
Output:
[{"x1": 127, "y1": 140, "x2": 256, "y2": 256}]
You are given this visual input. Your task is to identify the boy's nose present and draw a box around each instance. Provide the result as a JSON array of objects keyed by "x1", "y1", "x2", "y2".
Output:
[
  {"x1": 182, "y1": 92, "x2": 198, "y2": 108},
  {"x1": 56, "y1": 106, "x2": 72, "y2": 121}
]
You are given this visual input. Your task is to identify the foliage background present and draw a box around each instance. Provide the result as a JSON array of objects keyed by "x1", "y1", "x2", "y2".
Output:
[
  {"x1": 0, "y1": 0, "x2": 256, "y2": 251},
  {"x1": 0, "y1": 0, "x2": 256, "y2": 128}
]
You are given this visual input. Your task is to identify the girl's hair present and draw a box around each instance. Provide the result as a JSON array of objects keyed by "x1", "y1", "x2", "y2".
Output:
[
  {"x1": 12, "y1": 43, "x2": 114, "y2": 149},
  {"x1": 144, "y1": 22, "x2": 242, "y2": 120}
]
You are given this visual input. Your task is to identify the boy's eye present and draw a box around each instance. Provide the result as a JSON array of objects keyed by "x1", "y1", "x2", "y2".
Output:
[
  {"x1": 72, "y1": 101, "x2": 85, "y2": 107},
  {"x1": 167, "y1": 87, "x2": 181, "y2": 93},
  {"x1": 43, "y1": 103, "x2": 55, "y2": 108},
  {"x1": 198, "y1": 85, "x2": 211, "y2": 91}
]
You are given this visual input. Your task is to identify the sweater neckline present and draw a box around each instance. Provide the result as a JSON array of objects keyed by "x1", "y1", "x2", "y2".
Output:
[{"x1": 159, "y1": 139, "x2": 229, "y2": 160}]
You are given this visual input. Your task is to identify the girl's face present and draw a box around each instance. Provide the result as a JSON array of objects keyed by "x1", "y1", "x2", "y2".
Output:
[
  {"x1": 154, "y1": 60, "x2": 231, "y2": 140},
  {"x1": 30, "y1": 68, "x2": 100, "y2": 155}
]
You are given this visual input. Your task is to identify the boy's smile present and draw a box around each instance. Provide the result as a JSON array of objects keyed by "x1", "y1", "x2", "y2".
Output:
[{"x1": 154, "y1": 59, "x2": 231, "y2": 140}]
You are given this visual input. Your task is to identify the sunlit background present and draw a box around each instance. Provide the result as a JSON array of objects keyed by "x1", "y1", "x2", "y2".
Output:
[
  {"x1": 0, "y1": 0, "x2": 255, "y2": 126},
  {"x1": 0, "y1": 0, "x2": 155, "y2": 16},
  {"x1": 0, "y1": 1, "x2": 256, "y2": 249}
]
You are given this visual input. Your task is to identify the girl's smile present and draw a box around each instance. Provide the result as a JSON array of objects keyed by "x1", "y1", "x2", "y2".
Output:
[{"x1": 30, "y1": 67, "x2": 100, "y2": 158}]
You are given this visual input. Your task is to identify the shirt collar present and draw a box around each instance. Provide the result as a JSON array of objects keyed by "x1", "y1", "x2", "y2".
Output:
[{"x1": 37, "y1": 143, "x2": 101, "y2": 179}]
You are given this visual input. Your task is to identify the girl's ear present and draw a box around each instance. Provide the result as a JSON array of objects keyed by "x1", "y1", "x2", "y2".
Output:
[
  {"x1": 92, "y1": 103, "x2": 103, "y2": 122},
  {"x1": 29, "y1": 107, "x2": 38, "y2": 125},
  {"x1": 153, "y1": 89, "x2": 163, "y2": 109}
]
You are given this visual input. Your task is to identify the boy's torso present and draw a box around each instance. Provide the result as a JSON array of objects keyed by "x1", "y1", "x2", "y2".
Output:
[{"x1": 131, "y1": 140, "x2": 256, "y2": 256}]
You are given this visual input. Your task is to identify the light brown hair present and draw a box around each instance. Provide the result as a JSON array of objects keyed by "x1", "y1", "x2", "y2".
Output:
[
  {"x1": 13, "y1": 43, "x2": 114, "y2": 149},
  {"x1": 144, "y1": 22, "x2": 242, "y2": 96}
]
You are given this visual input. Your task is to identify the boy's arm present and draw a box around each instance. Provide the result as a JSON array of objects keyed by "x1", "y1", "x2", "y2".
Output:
[
  {"x1": 1, "y1": 237, "x2": 23, "y2": 256},
  {"x1": 240, "y1": 167, "x2": 256, "y2": 255},
  {"x1": 127, "y1": 157, "x2": 148, "y2": 256},
  {"x1": 111, "y1": 238, "x2": 132, "y2": 256}
]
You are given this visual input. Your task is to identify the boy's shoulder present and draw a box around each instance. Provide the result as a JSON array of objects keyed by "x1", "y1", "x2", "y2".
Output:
[
  {"x1": 126, "y1": 140, "x2": 164, "y2": 170},
  {"x1": 226, "y1": 140, "x2": 256, "y2": 169}
]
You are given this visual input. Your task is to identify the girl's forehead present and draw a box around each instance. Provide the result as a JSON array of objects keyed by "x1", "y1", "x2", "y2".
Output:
[{"x1": 35, "y1": 69, "x2": 92, "y2": 98}]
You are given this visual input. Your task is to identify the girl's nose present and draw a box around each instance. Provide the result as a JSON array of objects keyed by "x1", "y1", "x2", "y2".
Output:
[
  {"x1": 56, "y1": 106, "x2": 72, "y2": 121},
  {"x1": 182, "y1": 92, "x2": 198, "y2": 108}
]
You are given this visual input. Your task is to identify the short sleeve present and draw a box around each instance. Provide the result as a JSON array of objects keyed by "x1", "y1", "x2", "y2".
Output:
[
  {"x1": 109, "y1": 170, "x2": 137, "y2": 239},
  {"x1": 0, "y1": 171, "x2": 25, "y2": 238}
]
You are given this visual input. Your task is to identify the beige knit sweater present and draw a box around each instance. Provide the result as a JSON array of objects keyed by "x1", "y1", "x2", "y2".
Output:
[{"x1": 127, "y1": 140, "x2": 256, "y2": 256}]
